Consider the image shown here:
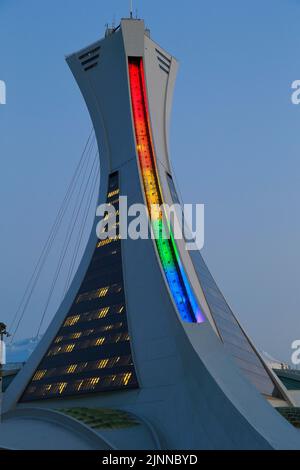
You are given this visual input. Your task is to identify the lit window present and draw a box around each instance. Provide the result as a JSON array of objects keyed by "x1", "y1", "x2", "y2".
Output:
[
  {"x1": 94, "y1": 337, "x2": 105, "y2": 346},
  {"x1": 61, "y1": 307, "x2": 113, "y2": 328},
  {"x1": 97, "y1": 235, "x2": 120, "y2": 248},
  {"x1": 64, "y1": 315, "x2": 80, "y2": 327},
  {"x1": 76, "y1": 285, "x2": 110, "y2": 303},
  {"x1": 90, "y1": 377, "x2": 100, "y2": 389},
  {"x1": 75, "y1": 377, "x2": 100, "y2": 392},
  {"x1": 71, "y1": 332, "x2": 82, "y2": 339},
  {"x1": 98, "y1": 307, "x2": 110, "y2": 318},
  {"x1": 77, "y1": 380, "x2": 84, "y2": 391},
  {"x1": 114, "y1": 334, "x2": 122, "y2": 343},
  {"x1": 48, "y1": 343, "x2": 75, "y2": 356},
  {"x1": 123, "y1": 372, "x2": 132, "y2": 386},
  {"x1": 107, "y1": 189, "x2": 120, "y2": 198},
  {"x1": 97, "y1": 287, "x2": 109, "y2": 298},
  {"x1": 58, "y1": 382, "x2": 67, "y2": 394},
  {"x1": 97, "y1": 359, "x2": 109, "y2": 369},
  {"x1": 32, "y1": 370, "x2": 47, "y2": 381},
  {"x1": 66, "y1": 364, "x2": 77, "y2": 374}
]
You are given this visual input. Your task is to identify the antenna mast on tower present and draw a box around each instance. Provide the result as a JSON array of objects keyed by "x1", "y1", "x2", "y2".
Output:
[{"x1": 130, "y1": 0, "x2": 133, "y2": 18}]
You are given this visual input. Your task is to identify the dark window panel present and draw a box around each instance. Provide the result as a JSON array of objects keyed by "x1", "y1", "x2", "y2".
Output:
[{"x1": 21, "y1": 172, "x2": 138, "y2": 402}]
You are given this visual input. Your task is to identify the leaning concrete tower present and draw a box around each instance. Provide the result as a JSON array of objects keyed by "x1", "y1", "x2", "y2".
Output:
[{"x1": 2, "y1": 18, "x2": 300, "y2": 450}]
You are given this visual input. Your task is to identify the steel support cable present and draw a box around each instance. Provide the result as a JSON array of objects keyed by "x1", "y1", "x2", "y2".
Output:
[
  {"x1": 10, "y1": 133, "x2": 96, "y2": 342},
  {"x1": 35, "y1": 154, "x2": 98, "y2": 337},
  {"x1": 64, "y1": 156, "x2": 100, "y2": 294},
  {"x1": 54, "y1": 142, "x2": 98, "y2": 296},
  {"x1": 64, "y1": 163, "x2": 99, "y2": 294},
  {"x1": 36, "y1": 154, "x2": 99, "y2": 337},
  {"x1": 9, "y1": 131, "x2": 94, "y2": 335},
  {"x1": 65, "y1": 160, "x2": 99, "y2": 292},
  {"x1": 9, "y1": 130, "x2": 95, "y2": 341},
  {"x1": 49, "y1": 140, "x2": 97, "y2": 298}
]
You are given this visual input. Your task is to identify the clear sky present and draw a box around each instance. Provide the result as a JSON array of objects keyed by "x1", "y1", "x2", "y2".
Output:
[{"x1": 0, "y1": 0, "x2": 299, "y2": 363}]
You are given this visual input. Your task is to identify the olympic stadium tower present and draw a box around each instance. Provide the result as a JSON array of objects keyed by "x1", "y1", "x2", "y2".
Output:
[{"x1": 1, "y1": 18, "x2": 300, "y2": 450}]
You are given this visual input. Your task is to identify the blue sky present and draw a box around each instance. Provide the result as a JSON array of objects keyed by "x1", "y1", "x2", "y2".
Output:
[{"x1": 0, "y1": 0, "x2": 299, "y2": 363}]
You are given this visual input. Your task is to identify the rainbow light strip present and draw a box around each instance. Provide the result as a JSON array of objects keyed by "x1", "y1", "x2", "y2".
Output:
[{"x1": 128, "y1": 57, "x2": 205, "y2": 323}]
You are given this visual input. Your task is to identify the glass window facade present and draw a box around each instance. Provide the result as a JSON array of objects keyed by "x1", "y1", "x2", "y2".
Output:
[
  {"x1": 21, "y1": 172, "x2": 138, "y2": 402},
  {"x1": 167, "y1": 173, "x2": 283, "y2": 398}
]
